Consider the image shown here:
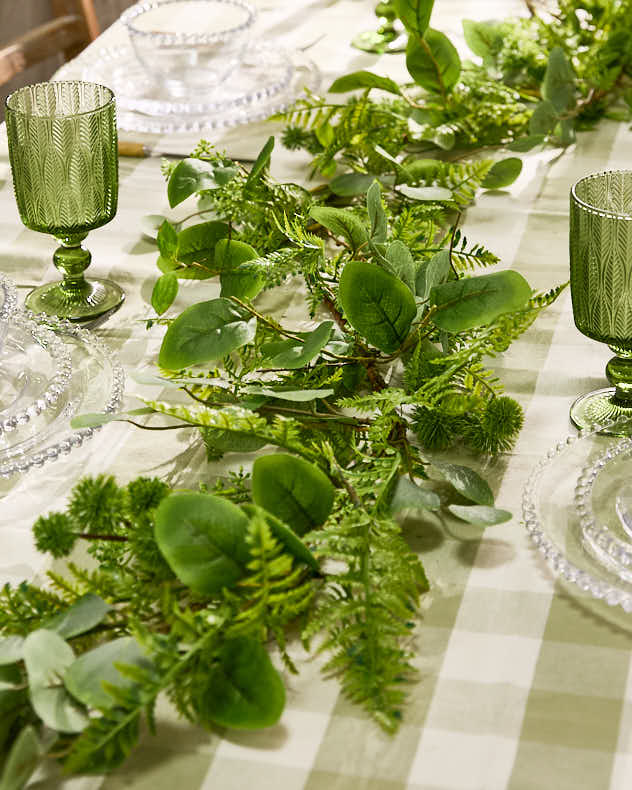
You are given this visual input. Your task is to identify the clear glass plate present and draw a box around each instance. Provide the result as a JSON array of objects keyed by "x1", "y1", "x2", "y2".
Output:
[
  {"x1": 0, "y1": 314, "x2": 124, "y2": 480},
  {"x1": 56, "y1": 42, "x2": 320, "y2": 133},
  {"x1": 0, "y1": 275, "x2": 18, "y2": 323},
  {"x1": 523, "y1": 418, "x2": 632, "y2": 619}
]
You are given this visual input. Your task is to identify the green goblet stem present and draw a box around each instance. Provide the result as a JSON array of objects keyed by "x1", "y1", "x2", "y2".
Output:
[
  {"x1": 54, "y1": 233, "x2": 91, "y2": 296},
  {"x1": 606, "y1": 350, "x2": 632, "y2": 406}
]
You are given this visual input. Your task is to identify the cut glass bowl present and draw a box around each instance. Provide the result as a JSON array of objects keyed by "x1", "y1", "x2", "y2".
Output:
[{"x1": 120, "y1": 0, "x2": 256, "y2": 97}]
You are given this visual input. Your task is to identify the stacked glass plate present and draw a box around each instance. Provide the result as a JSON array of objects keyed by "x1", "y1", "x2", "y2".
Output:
[{"x1": 0, "y1": 275, "x2": 124, "y2": 480}]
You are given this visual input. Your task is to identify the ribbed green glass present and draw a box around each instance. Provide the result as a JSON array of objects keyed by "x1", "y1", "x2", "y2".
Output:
[
  {"x1": 570, "y1": 170, "x2": 632, "y2": 432},
  {"x1": 5, "y1": 81, "x2": 124, "y2": 322}
]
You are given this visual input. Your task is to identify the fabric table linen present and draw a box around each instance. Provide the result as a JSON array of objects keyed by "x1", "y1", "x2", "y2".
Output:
[{"x1": 1, "y1": 0, "x2": 632, "y2": 788}]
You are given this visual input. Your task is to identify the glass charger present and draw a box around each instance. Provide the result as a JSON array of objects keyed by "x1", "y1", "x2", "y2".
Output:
[
  {"x1": 56, "y1": 42, "x2": 321, "y2": 133},
  {"x1": 523, "y1": 419, "x2": 632, "y2": 624},
  {"x1": 0, "y1": 315, "x2": 124, "y2": 480}
]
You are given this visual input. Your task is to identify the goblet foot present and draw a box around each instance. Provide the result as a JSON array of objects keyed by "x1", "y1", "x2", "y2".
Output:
[
  {"x1": 25, "y1": 278, "x2": 125, "y2": 323},
  {"x1": 570, "y1": 387, "x2": 632, "y2": 434}
]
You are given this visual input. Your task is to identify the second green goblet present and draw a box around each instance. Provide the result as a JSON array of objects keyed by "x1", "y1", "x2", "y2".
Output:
[{"x1": 5, "y1": 80, "x2": 124, "y2": 322}]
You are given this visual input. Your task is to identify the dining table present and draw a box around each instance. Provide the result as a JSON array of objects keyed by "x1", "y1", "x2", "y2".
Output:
[{"x1": 1, "y1": 0, "x2": 632, "y2": 788}]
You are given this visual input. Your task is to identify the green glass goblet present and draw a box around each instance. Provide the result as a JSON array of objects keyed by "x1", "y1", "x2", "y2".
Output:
[
  {"x1": 5, "y1": 81, "x2": 124, "y2": 322},
  {"x1": 570, "y1": 169, "x2": 632, "y2": 433}
]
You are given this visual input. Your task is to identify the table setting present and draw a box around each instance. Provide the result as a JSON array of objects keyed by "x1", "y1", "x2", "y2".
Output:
[{"x1": 2, "y1": 0, "x2": 632, "y2": 788}]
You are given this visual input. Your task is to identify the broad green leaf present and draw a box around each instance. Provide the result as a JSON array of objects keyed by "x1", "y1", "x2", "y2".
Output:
[
  {"x1": 213, "y1": 165, "x2": 238, "y2": 185},
  {"x1": 315, "y1": 121, "x2": 335, "y2": 147},
  {"x1": 156, "y1": 220, "x2": 178, "y2": 259},
  {"x1": 416, "y1": 249, "x2": 452, "y2": 300},
  {"x1": 245, "y1": 136, "x2": 274, "y2": 190},
  {"x1": 431, "y1": 126, "x2": 456, "y2": 150},
  {"x1": 330, "y1": 172, "x2": 378, "y2": 197},
  {"x1": 374, "y1": 144, "x2": 409, "y2": 179},
  {"x1": 367, "y1": 180, "x2": 388, "y2": 243},
  {"x1": 195, "y1": 636, "x2": 285, "y2": 729},
  {"x1": 529, "y1": 100, "x2": 558, "y2": 136},
  {"x1": 243, "y1": 386, "x2": 334, "y2": 402},
  {"x1": 481, "y1": 158, "x2": 523, "y2": 190},
  {"x1": 151, "y1": 272, "x2": 178, "y2": 315},
  {"x1": 406, "y1": 29, "x2": 461, "y2": 95},
  {"x1": 261, "y1": 321, "x2": 333, "y2": 369},
  {"x1": 543, "y1": 46, "x2": 575, "y2": 113},
  {"x1": 329, "y1": 70, "x2": 402, "y2": 95},
  {"x1": 462, "y1": 19, "x2": 502, "y2": 61},
  {"x1": 168, "y1": 158, "x2": 218, "y2": 208},
  {"x1": 141, "y1": 214, "x2": 169, "y2": 241},
  {"x1": 430, "y1": 270, "x2": 531, "y2": 333},
  {"x1": 402, "y1": 157, "x2": 440, "y2": 182},
  {"x1": 394, "y1": 0, "x2": 435, "y2": 36},
  {"x1": 43, "y1": 594, "x2": 111, "y2": 639},
  {"x1": 309, "y1": 206, "x2": 368, "y2": 254},
  {"x1": 65, "y1": 637, "x2": 152, "y2": 710},
  {"x1": 507, "y1": 134, "x2": 545, "y2": 152},
  {"x1": 558, "y1": 117, "x2": 576, "y2": 146},
  {"x1": 433, "y1": 462, "x2": 494, "y2": 505},
  {"x1": 397, "y1": 184, "x2": 453, "y2": 201},
  {"x1": 386, "y1": 240, "x2": 415, "y2": 293},
  {"x1": 155, "y1": 492, "x2": 250, "y2": 594},
  {"x1": 448, "y1": 504, "x2": 512, "y2": 527},
  {"x1": 70, "y1": 407, "x2": 154, "y2": 429},
  {"x1": 0, "y1": 726, "x2": 41, "y2": 790},
  {"x1": 0, "y1": 637, "x2": 24, "y2": 666},
  {"x1": 338, "y1": 261, "x2": 416, "y2": 352},
  {"x1": 252, "y1": 453, "x2": 335, "y2": 535},
  {"x1": 390, "y1": 477, "x2": 441, "y2": 514},
  {"x1": 242, "y1": 505, "x2": 320, "y2": 572},
  {"x1": 201, "y1": 426, "x2": 267, "y2": 456},
  {"x1": 215, "y1": 239, "x2": 264, "y2": 300},
  {"x1": 23, "y1": 630, "x2": 88, "y2": 733},
  {"x1": 176, "y1": 221, "x2": 230, "y2": 274},
  {"x1": 158, "y1": 298, "x2": 256, "y2": 369}
]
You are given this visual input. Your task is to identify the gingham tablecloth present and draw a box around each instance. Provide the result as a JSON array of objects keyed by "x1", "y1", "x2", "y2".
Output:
[{"x1": 1, "y1": 1, "x2": 632, "y2": 788}]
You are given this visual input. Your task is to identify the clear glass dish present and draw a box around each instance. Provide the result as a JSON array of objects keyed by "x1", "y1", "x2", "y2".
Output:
[
  {"x1": 0, "y1": 313, "x2": 124, "y2": 480},
  {"x1": 120, "y1": 0, "x2": 256, "y2": 98},
  {"x1": 56, "y1": 42, "x2": 320, "y2": 133},
  {"x1": 0, "y1": 275, "x2": 18, "y2": 323}
]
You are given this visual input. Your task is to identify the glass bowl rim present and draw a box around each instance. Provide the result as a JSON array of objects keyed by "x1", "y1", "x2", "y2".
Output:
[
  {"x1": 5, "y1": 80, "x2": 115, "y2": 119},
  {"x1": 571, "y1": 169, "x2": 632, "y2": 221},
  {"x1": 120, "y1": 0, "x2": 257, "y2": 46}
]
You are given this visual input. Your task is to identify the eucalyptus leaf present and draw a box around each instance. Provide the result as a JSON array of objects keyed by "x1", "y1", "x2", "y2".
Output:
[
  {"x1": 386, "y1": 240, "x2": 415, "y2": 293},
  {"x1": 394, "y1": 0, "x2": 435, "y2": 36},
  {"x1": 176, "y1": 221, "x2": 230, "y2": 273},
  {"x1": 529, "y1": 100, "x2": 558, "y2": 136},
  {"x1": 242, "y1": 505, "x2": 320, "y2": 572},
  {"x1": 158, "y1": 298, "x2": 257, "y2": 369},
  {"x1": 397, "y1": 184, "x2": 453, "y2": 201},
  {"x1": 168, "y1": 158, "x2": 218, "y2": 208},
  {"x1": 157, "y1": 220, "x2": 178, "y2": 259},
  {"x1": 151, "y1": 272, "x2": 179, "y2": 315},
  {"x1": 406, "y1": 29, "x2": 461, "y2": 95},
  {"x1": 215, "y1": 239, "x2": 264, "y2": 300},
  {"x1": 43, "y1": 594, "x2": 111, "y2": 639},
  {"x1": 462, "y1": 19, "x2": 502, "y2": 61},
  {"x1": 0, "y1": 726, "x2": 41, "y2": 790},
  {"x1": 416, "y1": 249, "x2": 452, "y2": 300},
  {"x1": 309, "y1": 206, "x2": 368, "y2": 253},
  {"x1": 252, "y1": 453, "x2": 335, "y2": 535},
  {"x1": 390, "y1": 477, "x2": 441, "y2": 514},
  {"x1": 338, "y1": 261, "x2": 416, "y2": 352},
  {"x1": 29, "y1": 686, "x2": 89, "y2": 734},
  {"x1": 242, "y1": 386, "x2": 334, "y2": 402},
  {"x1": 433, "y1": 462, "x2": 494, "y2": 505},
  {"x1": 245, "y1": 136, "x2": 274, "y2": 190},
  {"x1": 329, "y1": 70, "x2": 402, "y2": 95},
  {"x1": 70, "y1": 407, "x2": 155, "y2": 429},
  {"x1": 448, "y1": 504, "x2": 512, "y2": 527},
  {"x1": 195, "y1": 636, "x2": 285, "y2": 729},
  {"x1": 0, "y1": 637, "x2": 24, "y2": 666},
  {"x1": 430, "y1": 270, "x2": 531, "y2": 333},
  {"x1": 507, "y1": 134, "x2": 545, "y2": 152},
  {"x1": 330, "y1": 172, "x2": 378, "y2": 197},
  {"x1": 367, "y1": 180, "x2": 388, "y2": 243},
  {"x1": 543, "y1": 45, "x2": 575, "y2": 113},
  {"x1": 481, "y1": 158, "x2": 523, "y2": 190},
  {"x1": 261, "y1": 321, "x2": 333, "y2": 369},
  {"x1": 154, "y1": 492, "x2": 250, "y2": 594},
  {"x1": 201, "y1": 426, "x2": 267, "y2": 456}
]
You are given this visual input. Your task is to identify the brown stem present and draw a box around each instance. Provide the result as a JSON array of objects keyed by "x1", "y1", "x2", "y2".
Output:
[{"x1": 76, "y1": 532, "x2": 128, "y2": 542}]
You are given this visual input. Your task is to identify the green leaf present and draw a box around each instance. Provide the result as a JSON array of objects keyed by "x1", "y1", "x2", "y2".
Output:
[
  {"x1": 481, "y1": 158, "x2": 523, "y2": 190},
  {"x1": 201, "y1": 427, "x2": 267, "y2": 456},
  {"x1": 242, "y1": 505, "x2": 320, "y2": 572},
  {"x1": 261, "y1": 321, "x2": 333, "y2": 369},
  {"x1": 23, "y1": 630, "x2": 88, "y2": 733},
  {"x1": 542, "y1": 45, "x2": 575, "y2": 113},
  {"x1": 242, "y1": 386, "x2": 334, "y2": 402},
  {"x1": 158, "y1": 298, "x2": 256, "y2": 369},
  {"x1": 65, "y1": 637, "x2": 152, "y2": 711},
  {"x1": 176, "y1": 221, "x2": 230, "y2": 274},
  {"x1": 156, "y1": 220, "x2": 178, "y2": 259},
  {"x1": 448, "y1": 504, "x2": 512, "y2": 526},
  {"x1": 386, "y1": 240, "x2": 415, "y2": 293},
  {"x1": 394, "y1": 0, "x2": 435, "y2": 37},
  {"x1": 213, "y1": 165, "x2": 238, "y2": 185},
  {"x1": 406, "y1": 29, "x2": 461, "y2": 95},
  {"x1": 70, "y1": 407, "x2": 154, "y2": 429},
  {"x1": 0, "y1": 726, "x2": 41, "y2": 790},
  {"x1": 215, "y1": 239, "x2": 264, "y2": 300},
  {"x1": 245, "y1": 136, "x2": 275, "y2": 190},
  {"x1": 315, "y1": 121, "x2": 335, "y2": 147},
  {"x1": 367, "y1": 180, "x2": 388, "y2": 244},
  {"x1": 252, "y1": 453, "x2": 335, "y2": 535},
  {"x1": 338, "y1": 261, "x2": 416, "y2": 352},
  {"x1": 151, "y1": 272, "x2": 179, "y2": 315},
  {"x1": 462, "y1": 19, "x2": 502, "y2": 61},
  {"x1": 329, "y1": 70, "x2": 402, "y2": 95},
  {"x1": 416, "y1": 249, "x2": 452, "y2": 300},
  {"x1": 43, "y1": 594, "x2": 111, "y2": 639},
  {"x1": 168, "y1": 158, "x2": 218, "y2": 208},
  {"x1": 330, "y1": 172, "x2": 378, "y2": 197},
  {"x1": 196, "y1": 637, "x2": 285, "y2": 729},
  {"x1": 507, "y1": 134, "x2": 545, "y2": 152},
  {"x1": 529, "y1": 100, "x2": 558, "y2": 136},
  {"x1": 433, "y1": 462, "x2": 494, "y2": 505},
  {"x1": 154, "y1": 492, "x2": 250, "y2": 594},
  {"x1": 309, "y1": 206, "x2": 368, "y2": 254},
  {"x1": 397, "y1": 184, "x2": 453, "y2": 201},
  {"x1": 430, "y1": 270, "x2": 531, "y2": 333},
  {"x1": 390, "y1": 477, "x2": 441, "y2": 514},
  {"x1": 0, "y1": 637, "x2": 24, "y2": 666}
]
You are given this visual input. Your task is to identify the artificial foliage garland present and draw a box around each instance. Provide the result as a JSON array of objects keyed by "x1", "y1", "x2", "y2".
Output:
[{"x1": 1, "y1": 0, "x2": 629, "y2": 785}]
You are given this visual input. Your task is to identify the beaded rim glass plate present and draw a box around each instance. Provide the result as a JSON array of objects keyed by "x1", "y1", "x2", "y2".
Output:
[
  {"x1": 0, "y1": 275, "x2": 18, "y2": 322},
  {"x1": 523, "y1": 418, "x2": 632, "y2": 614},
  {"x1": 55, "y1": 43, "x2": 320, "y2": 133},
  {"x1": 0, "y1": 314, "x2": 124, "y2": 480}
]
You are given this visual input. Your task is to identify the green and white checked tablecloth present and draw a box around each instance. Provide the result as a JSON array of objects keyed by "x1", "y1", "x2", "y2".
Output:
[{"x1": 2, "y1": 0, "x2": 632, "y2": 787}]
